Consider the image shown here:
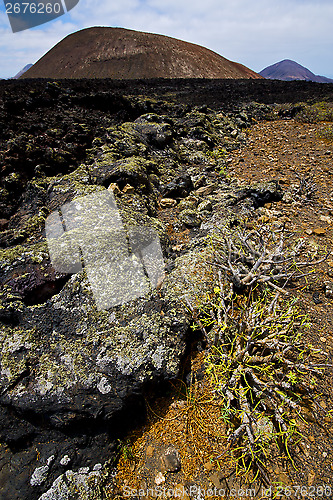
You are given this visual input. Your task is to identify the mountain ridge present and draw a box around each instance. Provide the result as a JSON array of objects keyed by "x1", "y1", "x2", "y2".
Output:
[
  {"x1": 13, "y1": 64, "x2": 33, "y2": 79},
  {"x1": 259, "y1": 59, "x2": 333, "y2": 83},
  {"x1": 20, "y1": 27, "x2": 262, "y2": 80}
]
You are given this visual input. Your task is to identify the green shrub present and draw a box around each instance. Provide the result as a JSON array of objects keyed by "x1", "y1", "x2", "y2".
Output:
[{"x1": 296, "y1": 101, "x2": 333, "y2": 123}]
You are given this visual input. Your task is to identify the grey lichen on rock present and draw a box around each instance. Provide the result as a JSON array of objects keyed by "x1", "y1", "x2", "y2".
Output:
[
  {"x1": 132, "y1": 114, "x2": 173, "y2": 148},
  {"x1": 48, "y1": 165, "x2": 105, "y2": 209},
  {"x1": 37, "y1": 464, "x2": 111, "y2": 500}
]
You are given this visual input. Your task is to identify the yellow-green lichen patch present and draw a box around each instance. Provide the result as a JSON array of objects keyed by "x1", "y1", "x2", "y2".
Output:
[
  {"x1": 162, "y1": 246, "x2": 216, "y2": 306},
  {"x1": 105, "y1": 124, "x2": 147, "y2": 157},
  {"x1": 14, "y1": 211, "x2": 49, "y2": 243},
  {"x1": 0, "y1": 240, "x2": 49, "y2": 268},
  {"x1": 0, "y1": 327, "x2": 36, "y2": 384},
  {"x1": 35, "y1": 347, "x2": 92, "y2": 397},
  {"x1": 92, "y1": 149, "x2": 119, "y2": 167},
  {"x1": 50, "y1": 164, "x2": 104, "y2": 199}
]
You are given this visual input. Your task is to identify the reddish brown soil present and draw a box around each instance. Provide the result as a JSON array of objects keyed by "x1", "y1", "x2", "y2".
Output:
[{"x1": 21, "y1": 27, "x2": 263, "y2": 80}]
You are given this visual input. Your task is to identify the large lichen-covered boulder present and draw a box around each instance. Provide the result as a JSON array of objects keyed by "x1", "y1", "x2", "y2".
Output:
[
  {"x1": 132, "y1": 113, "x2": 173, "y2": 148},
  {"x1": 0, "y1": 83, "x2": 254, "y2": 499},
  {"x1": 0, "y1": 274, "x2": 186, "y2": 421},
  {"x1": 0, "y1": 218, "x2": 215, "y2": 500},
  {"x1": 89, "y1": 156, "x2": 156, "y2": 191}
]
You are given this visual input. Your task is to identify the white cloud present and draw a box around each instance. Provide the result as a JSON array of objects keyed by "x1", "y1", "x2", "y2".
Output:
[{"x1": 0, "y1": 0, "x2": 332, "y2": 78}]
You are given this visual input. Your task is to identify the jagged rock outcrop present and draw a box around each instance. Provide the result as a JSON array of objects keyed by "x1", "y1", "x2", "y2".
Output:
[{"x1": 0, "y1": 80, "x2": 287, "y2": 499}]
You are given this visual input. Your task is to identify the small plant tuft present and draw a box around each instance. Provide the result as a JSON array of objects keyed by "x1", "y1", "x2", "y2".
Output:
[
  {"x1": 203, "y1": 286, "x2": 327, "y2": 480},
  {"x1": 208, "y1": 224, "x2": 327, "y2": 294},
  {"x1": 185, "y1": 221, "x2": 330, "y2": 483}
]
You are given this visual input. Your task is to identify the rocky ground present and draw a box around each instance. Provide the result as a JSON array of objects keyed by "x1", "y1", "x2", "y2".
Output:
[
  {"x1": 114, "y1": 113, "x2": 333, "y2": 500},
  {"x1": 0, "y1": 79, "x2": 333, "y2": 500}
]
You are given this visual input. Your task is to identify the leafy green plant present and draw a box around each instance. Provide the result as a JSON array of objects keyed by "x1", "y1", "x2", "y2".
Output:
[
  {"x1": 208, "y1": 147, "x2": 228, "y2": 160},
  {"x1": 206, "y1": 147, "x2": 230, "y2": 177}
]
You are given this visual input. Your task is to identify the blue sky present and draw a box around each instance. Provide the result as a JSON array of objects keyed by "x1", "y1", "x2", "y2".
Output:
[{"x1": 0, "y1": 0, "x2": 332, "y2": 79}]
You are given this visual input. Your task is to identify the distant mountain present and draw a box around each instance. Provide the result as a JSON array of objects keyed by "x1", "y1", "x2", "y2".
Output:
[
  {"x1": 260, "y1": 59, "x2": 333, "y2": 83},
  {"x1": 20, "y1": 27, "x2": 262, "y2": 80},
  {"x1": 13, "y1": 64, "x2": 33, "y2": 79}
]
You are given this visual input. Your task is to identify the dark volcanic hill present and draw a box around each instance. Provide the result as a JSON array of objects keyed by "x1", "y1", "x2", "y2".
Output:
[
  {"x1": 20, "y1": 27, "x2": 262, "y2": 80},
  {"x1": 260, "y1": 59, "x2": 333, "y2": 83}
]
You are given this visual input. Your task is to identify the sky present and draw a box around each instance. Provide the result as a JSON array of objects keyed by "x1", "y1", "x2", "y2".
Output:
[{"x1": 0, "y1": 0, "x2": 332, "y2": 79}]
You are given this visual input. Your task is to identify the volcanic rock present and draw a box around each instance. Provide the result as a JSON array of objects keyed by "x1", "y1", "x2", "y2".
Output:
[
  {"x1": 5, "y1": 78, "x2": 329, "y2": 499},
  {"x1": 0, "y1": 83, "x2": 248, "y2": 499},
  {"x1": 162, "y1": 174, "x2": 194, "y2": 199}
]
